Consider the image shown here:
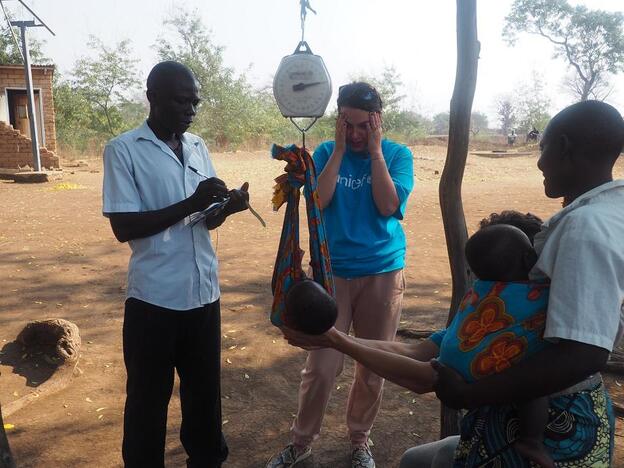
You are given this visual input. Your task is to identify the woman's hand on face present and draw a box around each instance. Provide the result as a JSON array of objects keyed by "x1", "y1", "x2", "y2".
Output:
[
  {"x1": 281, "y1": 326, "x2": 337, "y2": 350},
  {"x1": 367, "y1": 112, "x2": 383, "y2": 156},
  {"x1": 334, "y1": 113, "x2": 347, "y2": 156}
]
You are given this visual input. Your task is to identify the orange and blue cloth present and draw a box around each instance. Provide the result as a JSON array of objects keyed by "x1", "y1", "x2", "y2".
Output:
[{"x1": 270, "y1": 144, "x2": 334, "y2": 326}]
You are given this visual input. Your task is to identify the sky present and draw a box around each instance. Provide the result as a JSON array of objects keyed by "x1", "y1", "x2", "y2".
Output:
[{"x1": 5, "y1": 0, "x2": 624, "y2": 125}]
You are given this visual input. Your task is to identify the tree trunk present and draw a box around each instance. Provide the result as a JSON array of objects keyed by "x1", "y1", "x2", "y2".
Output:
[
  {"x1": 439, "y1": 0, "x2": 480, "y2": 438},
  {"x1": 0, "y1": 405, "x2": 16, "y2": 468}
]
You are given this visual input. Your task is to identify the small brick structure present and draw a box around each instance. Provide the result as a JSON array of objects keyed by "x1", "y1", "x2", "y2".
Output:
[{"x1": 0, "y1": 64, "x2": 60, "y2": 169}]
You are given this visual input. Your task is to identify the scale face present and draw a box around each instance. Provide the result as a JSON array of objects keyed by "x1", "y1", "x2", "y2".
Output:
[{"x1": 273, "y1": 43, "x2": 332, "y2": 118}]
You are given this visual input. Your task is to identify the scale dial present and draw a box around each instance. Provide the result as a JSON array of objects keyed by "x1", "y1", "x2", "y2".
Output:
[{"x1": 273, "y1": 52, "x2": 332, "y2": 118}]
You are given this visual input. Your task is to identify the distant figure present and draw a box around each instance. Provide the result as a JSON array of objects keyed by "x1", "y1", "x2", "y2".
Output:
[
  {"x1": 507, "y1": 128, "x2": 517, "y2": 146},
  {"x1": 527, "y1": 127, "x2": 540, "y2": 144}
]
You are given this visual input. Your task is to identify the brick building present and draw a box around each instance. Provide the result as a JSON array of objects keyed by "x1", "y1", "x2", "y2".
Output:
[{"x1": 0, "y1": 63, "x2": 60, "y2": 169}]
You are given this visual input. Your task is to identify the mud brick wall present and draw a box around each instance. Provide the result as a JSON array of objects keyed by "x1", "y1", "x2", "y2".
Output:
[
  {"x1": 0, "y1": 66, "x2": 59, "y2": 169},
  {"x1": 0, "y1": 121, "x2": 59, "y2": 169}
]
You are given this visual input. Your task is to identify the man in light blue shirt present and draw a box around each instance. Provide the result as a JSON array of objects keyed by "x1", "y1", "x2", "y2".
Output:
[{"x1": 103, "y1": 61, "x2": 248, "y2": 468}]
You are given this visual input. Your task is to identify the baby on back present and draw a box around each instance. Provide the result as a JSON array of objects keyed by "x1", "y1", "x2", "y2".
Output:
[
  {"x1": 448, "y1": 223, "x2": 553, "y2": 467},
  {"x1": 465, "y1": 223, "x2": 537, "y2": 282}
]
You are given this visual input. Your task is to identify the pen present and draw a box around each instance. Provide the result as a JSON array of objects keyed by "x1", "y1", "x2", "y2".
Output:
[{"x1": 188, "y1": 165, "x2": 209, "y2": 178}]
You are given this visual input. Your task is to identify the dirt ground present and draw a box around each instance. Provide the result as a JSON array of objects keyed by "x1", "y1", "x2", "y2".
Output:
[{"x1": 1, "y1": 145, "x2": 623, "y2": 467}]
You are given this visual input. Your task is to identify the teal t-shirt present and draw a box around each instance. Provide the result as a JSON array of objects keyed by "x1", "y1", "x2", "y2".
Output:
[{"x1": 313, "y1": 139, "x2": 414, "y2": 278}]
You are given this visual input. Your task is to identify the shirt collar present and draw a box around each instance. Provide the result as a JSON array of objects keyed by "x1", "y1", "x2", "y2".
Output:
[
  {"x1": 133, "y1": 121, "x2": 200, "y2": 165},
  {"x1": 134, "y1": 120, "x2": 160, "y2": 143},
  {"x1": 134, "y1": 120, "x2": 198, "y2": 146},
  {"x1": 542, "y1": 179, "x2": 624, "y2": 229}
]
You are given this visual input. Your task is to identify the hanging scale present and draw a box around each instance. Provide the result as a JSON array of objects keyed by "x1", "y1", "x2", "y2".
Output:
[{"x1": 272, "y1": 0, "x2": 332, "y2": 149}]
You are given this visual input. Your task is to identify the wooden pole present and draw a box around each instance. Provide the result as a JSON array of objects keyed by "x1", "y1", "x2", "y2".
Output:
[
  {"x1": 0, "y1": 405, "x2": 16, "y2": 468},
  {"x1": 439, "y1": 0, "x2": 480, "y2": 438}
]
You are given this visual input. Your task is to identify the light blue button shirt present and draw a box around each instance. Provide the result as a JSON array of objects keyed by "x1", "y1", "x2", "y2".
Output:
[
  {"x1": 102, "y1": 121, "x2": 220, "y2": 310},
  {"x1": 531, "y1": 180, "x2": 624, "y2": 351}
]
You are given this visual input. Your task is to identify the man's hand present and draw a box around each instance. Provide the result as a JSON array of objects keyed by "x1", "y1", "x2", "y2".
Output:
[
  {"x1": 281, "y1": 326, "x2": 338, "y2": 350},
  {"x1": 431, "y1": 359, "x2": 474, "y2": 410},
  {"x1": 225, "y1": 182, "x2": 250, "y2": 215},
  {"x1": 189, "y1": 177, "x2": 228, "y2": 212},
  {"x1": 367, "y1": 112, "x2": 383, "y2": 157},
  {"x1": 334, "y1": 113, "x2": 347, "y2": 156}
]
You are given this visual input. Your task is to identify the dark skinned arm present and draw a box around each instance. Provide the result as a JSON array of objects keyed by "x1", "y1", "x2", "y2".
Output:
[
  {"x1": 350, "y1": 336, "x2": 440, "y2": 362},
  {"x1": 282, "y1": 327, "x2": 440, "y2": 394},
  {"x1": 108, "y1": 177, "x2": 228, "y2": 242},
  {"x1": 433, "y1": 339, "x2": 608, "y2": 410},
  {"x1": 332, "y1": 331, "x2": 436, "y2": 394},
  {"x1": 204, "y1": 183, "x2": 250, "y2": 230}
]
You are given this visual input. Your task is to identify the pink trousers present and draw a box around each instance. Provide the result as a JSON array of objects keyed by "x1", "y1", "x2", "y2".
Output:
[{"x1": 291, "y1": 269, "x2": 405, "y2": 447}]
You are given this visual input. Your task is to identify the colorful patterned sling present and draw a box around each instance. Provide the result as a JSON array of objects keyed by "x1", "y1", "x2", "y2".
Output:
[{"x1": 270, "y1": 144, "x2": 334, "y2": 326}]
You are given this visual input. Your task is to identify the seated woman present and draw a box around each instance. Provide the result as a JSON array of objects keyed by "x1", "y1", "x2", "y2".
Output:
[
  {"x1": 284, "y1": 182, "x2": 618, "y2": 467},
  {"x1": 284, "y1": 214, "x2": 558, "y2": 467}
]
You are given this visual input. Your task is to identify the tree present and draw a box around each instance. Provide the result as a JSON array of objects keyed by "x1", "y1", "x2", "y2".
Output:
[
  {"x1": 515, "y1": 72, "x2": 551, "y2": 133},
  {"x1": 154, "y1": 10, "x2": 266, "y2": 148},
  {"x1": 496, "y1": 96, "x2": 517, "y2": 135},
  {"x1": 470, "y1": 112, "x2": 488, "y2": 136},
  {"x1": 0, "y1": 17, "x2": 48, "y2": 64},
  {"x1": 432, "y1": 112, "x2": 450, "y2": 135},
  {"x1": 351, "y1": 66, "x2": 406, "y2": 112},
  {"x1": 350, "y1": 67, "x2": 428, "y2": 142},
  {"x1": 439, "y1": 0, "x2": 479, "y2": 437},
  {"x1": 71, "y1": 37, "x2": 142, "y2": 137},
  {"x1": 503, "y1": 0, "x2": 624, "y2": 101},
  {"x1": 53, "y1": 72, "x2": 95, "y2": 151}
]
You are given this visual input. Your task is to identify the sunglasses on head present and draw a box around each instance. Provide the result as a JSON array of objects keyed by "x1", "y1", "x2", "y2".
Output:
[{"x1": 338, "y1": 85, "x2": 377, "y2": 102}]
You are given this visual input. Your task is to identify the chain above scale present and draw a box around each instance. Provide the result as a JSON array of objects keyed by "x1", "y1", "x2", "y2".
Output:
[
  {"x1": 272, "y1": 0, "x2": 332, "y2": 150},
  {"x1": 299, "y1": 0, "x2": 316, "y2": 43}
]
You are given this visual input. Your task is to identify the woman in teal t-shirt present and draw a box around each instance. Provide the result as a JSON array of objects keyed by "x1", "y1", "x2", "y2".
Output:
[{"x1": 266, "y1": 82, "x2": 414, "y2": 468}]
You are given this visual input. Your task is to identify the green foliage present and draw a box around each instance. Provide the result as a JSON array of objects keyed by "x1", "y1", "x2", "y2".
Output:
[
  {"x1": 51, "y1": 12, "x2": 445, "y2": 154},
  {"x1": 349, "y1": 66, "x2": 429, "y2": 142},
  {"x1": 515, "y1": 72, "x2": 551, "y2": 132},
  {"x1": 72, "y1": 37, "x2": 142, "y2": 138},
  {"x1": 504, "y1": 0, "x2": 624, "y2": 100},
  {"x1": 154, "y1": 10, "x2": 277, "y2": 148},
  {"x1": 0, "y1": 18, "x2": 49, "y2": 64},
  {"x1": 432, "y1": 112, "x2": 450, "y2": 135},
  {"x1": 350, "y1": 66, "x2": 405, "y2": 112},
  {"x1": 496, "y1": 97, "x2": 517, "y2": 135},
  {"x1": 470, "y1": 112, "x2": 489, "y2": 136},
  {"x1": 53, "y1": 73, "x2": 95, "y2": 151},
  {"x1": 54, "y1": 38, "x2": 144, "y2": 153}
]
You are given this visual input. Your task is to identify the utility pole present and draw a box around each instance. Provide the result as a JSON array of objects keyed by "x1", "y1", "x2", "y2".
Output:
[
  {"x1": 1, "y1": 0, "x2": 55, "y2": 172},
  {"x1": 10, "y1": 20, "x2": 41, "y2": 170}
]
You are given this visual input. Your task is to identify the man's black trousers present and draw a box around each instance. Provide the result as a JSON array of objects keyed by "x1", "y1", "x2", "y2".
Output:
[{"x1": 122, "y1": 297, "x2": 228, "y2": 468}]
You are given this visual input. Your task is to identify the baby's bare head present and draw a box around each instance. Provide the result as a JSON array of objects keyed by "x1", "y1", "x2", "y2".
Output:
[{"x1": 284, "y1": 280, "x2": 337, "y2": 335}]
